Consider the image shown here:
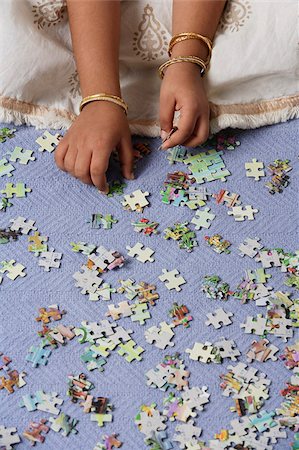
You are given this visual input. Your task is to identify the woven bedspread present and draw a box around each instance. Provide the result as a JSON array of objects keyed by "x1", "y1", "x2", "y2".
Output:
[{"x1": 0, "y1": 119, "x2": 298, "y2": 449}]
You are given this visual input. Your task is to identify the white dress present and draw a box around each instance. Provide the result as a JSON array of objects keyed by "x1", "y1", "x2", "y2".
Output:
[{"x1": 0, "y1": 0, "x2": 298, "y2": 136}]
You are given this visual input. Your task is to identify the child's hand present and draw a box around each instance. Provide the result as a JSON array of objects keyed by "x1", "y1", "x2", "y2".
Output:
[
  {"x1": 159, "y1": 63, "x2": 210, "y2": 149},
  {"x1": 55, "y1": 101, "x2": 134, "y2": 193}
]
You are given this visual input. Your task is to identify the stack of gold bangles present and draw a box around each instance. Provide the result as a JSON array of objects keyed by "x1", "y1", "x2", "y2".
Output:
[
  {"x1": 79, "y1": 93, "x2": 128, "y2": 114},
  {"x1": 158, "y1": 32, "x2": 213, "y2": 79}
]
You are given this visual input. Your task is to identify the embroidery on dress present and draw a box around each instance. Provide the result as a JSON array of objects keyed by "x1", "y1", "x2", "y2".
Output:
[
  {"x1": 133, "y1": 4, "x2": 168, "y2": 61},
  {"x1": 32, "y1": 0, "x2": 67, "y2": 30},
  {"x1": 68, "y1": 70, "x2": 81, "y2": 99},
  {"x1": 219, "y1": 0, "x2": 252, "y2": 33}
]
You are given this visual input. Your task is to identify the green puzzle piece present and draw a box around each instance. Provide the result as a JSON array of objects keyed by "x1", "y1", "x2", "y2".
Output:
[{"x1": 1, "y1": 182, "x2": 31, "y2": 198}]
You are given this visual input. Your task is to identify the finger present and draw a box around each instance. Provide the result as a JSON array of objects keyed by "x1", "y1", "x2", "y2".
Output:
[
  {"x1": 63, "y1": 146, "x2": 78, "y2": 176},
  {"x1": 90, "y1": 150, "x2": 110, "y2": 193},
  {"x1": 162, "y1": 108, "x2": 197, "y2": 150},
  {"x1": 182, "y1": 115, "x2": 210, "y2": 148},
  {"x1": 74, "y1": 149, "x2": 93, "y2": 185},
  {"x1": 159, "y1": 94, "x2": 176, "y2": 139},
  {"x1": 54, "y1": 139, "x2": 69, "y2": 171},
  {"x1": 118, "y1": 133, "x2": 134, "y2": 180}
]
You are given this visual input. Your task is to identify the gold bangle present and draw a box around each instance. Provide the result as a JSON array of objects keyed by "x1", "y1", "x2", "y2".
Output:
[
  {"x1": 79, "y1": 93, "x2": 128, "y2": 114},
  {"x1": 168, "y1": 32, "x2": 213, "y2": 65},
  {"x1": 158, "y1": 56, "x2": 207, "y2": 80}
]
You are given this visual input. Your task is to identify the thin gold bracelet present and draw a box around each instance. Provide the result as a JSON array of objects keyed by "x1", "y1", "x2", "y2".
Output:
[
  {"x1": 79, "y1": 93, "x2": 128, "y2": 114},
  {"x1": 168, "y1": 32, "x2": 213, "y2": 66},
  {"x1": 158, "y1": 56, "x2": 207, "y2": 80}
]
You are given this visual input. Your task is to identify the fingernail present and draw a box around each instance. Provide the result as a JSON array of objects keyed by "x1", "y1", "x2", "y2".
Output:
[
  {"x1": 99, "y1": 186, "x2": 109, "y2": 195},
  {"x1": 160, "y1": 130, "x2": 168, "y2": 140},
  {"x1": 129, "y1": 172, "x2": 135, "y2": 180}
]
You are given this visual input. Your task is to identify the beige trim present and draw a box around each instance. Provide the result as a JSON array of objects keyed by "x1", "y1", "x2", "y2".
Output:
[
  {"x1": 0, "y1": 93, "x2": 298, "y2": 130},
  {"x1": 210, "y1": 94, "x2": 299, "y2": 117},
  {"x1": 0, "y1": 95, "x2": 76, "y2": 122}
]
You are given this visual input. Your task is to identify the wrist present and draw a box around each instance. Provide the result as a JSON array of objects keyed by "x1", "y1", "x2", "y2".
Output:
[{"x1": 170, "y1": 39, "x2": 209, "y2": 60}]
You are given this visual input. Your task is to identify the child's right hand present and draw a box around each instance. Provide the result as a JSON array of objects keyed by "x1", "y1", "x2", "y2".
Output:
[{"x1": 55, "y1": 101, "x2": 134, "y2": 194}]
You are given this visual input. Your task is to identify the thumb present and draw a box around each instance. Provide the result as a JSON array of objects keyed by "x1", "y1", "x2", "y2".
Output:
[{"x1": 159, "y1": 95, "x2": 176, "y2": 139}]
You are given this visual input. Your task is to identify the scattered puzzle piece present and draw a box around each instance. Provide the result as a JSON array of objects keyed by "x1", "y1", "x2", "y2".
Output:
[
  {"x1": 145, "y1": 322, "x2": 175, "y2": 349},
  {"x1": 36, "y1": 131, "x2": 61, "y2": 153},
  {"x1": 10, "y1": 216, "x2": 37, "y2": 234},
  {"x1": 191, "y1": 207, "x2": 215, "y2": 230},
  {"x1": 49, "y1": 413, "x2": 78, "y2": 436},
  {"x1": 228, "y1": 205, "x2": 259, "y2": 221},
  {"x1": 245, "y1": 159, "x2": 265, "y2": 180},
  {"x1": 8, "y1": 146, "x2": 36, "y2": 165},
  {"x1": 205, "y1": 308, "x2": 233, "y2": 329},
  {"x1": 117, "y1": 340, "x2": 144, "y2": 362},
  {"x1": 159, "y1": 269, "x2": 186, "y2": 292},
  {"x1": 28, "y1": 232, "x2": 48, "y2": 255},
  {"x1": 0, "y1": 426, "x2": 20, "y2": 449},
  {"x1": 26, "y1": 344, "x2": 51, "y2": 368},
  {"x1": 87, "y1": 214, "x2": 118, "y2": 229},
  {"x1": 126, "y1": 242, "x2": 155, "y2": 263},
  {"x1": 0, "y1": 127, "x2": 16, "y2": 143},
  {"x1": 0, "y1": 158, "x2": 15, "y2": 178},
  {"x1": 122, "y1": 190, "x2": 150, "y2": 212},
  {"x1": 1, "y1": 182, "x2": 31, "y2": 198},
  {"x1": 38, "y1": 248, "x2": 62, "y2": 271},
  {"x1": 23, "y1": 418, "x2": 49, "y2": 446}
]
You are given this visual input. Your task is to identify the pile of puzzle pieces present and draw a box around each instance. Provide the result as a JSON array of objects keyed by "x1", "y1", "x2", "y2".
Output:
[{"x1": 1, "y1": 126, "x2": 298, "y2": 450}]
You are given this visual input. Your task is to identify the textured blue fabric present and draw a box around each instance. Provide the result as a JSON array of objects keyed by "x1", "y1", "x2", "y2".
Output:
[{"x1": 0, "y1": 119, "x2": 298, "y2": 450}]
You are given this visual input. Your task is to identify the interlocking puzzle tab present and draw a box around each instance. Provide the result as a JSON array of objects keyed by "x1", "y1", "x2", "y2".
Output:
[
  {"x1": 135, "y1": 403, "x2": 167, "y2": 437},
  {"x1": 205, "y1": 308, "x2": 233, "y2": 329},
  {"x1": 94, "y1": 434, "x2": 122, "y2": 450},
  {"x1": 145, "y1": 322, "x2": 175, "y2": 350},
  {"x1": 10, "y1": 216, "x2": 37, "y2": 234},
  {"x1": 159, "y1": 269, "x2": 186, "y2": 292},
  {"x1": 201, "y1": 275, "x2": 232, "y2": 300},
  {"x1": 126, "y1": 242, "x2": 155, "y2": 263},
  {"x1": 245, "y1": 159, "x2": 265, "y2": 180},
  {"x1": 0, "y1": 127, "x2": 16, "y2": 143},
  {"x1": 122, "y1": 190, "x2": 150, "y2": 212},
  {"x1": 0, "y1": 197, "x2": 13, "y2": 212},
  {"x1": 49, "y1": 413, "x2": 79, "y2": 436},
  {"x1": 238, "y1": 237, "x2": 263, "y2": 258},
  {"x1": 169, "y1": 303, "x2": 192, "y2": 328},
  {"x1": 28, "y1": 232, "x2": 48, "y2": 255},
  {"x1": 0, "y1": 425, "x2": 20, "y2": 449},
  {"x1": 23, "y1": 418, "x2": 49, "y2": 446},
  {"x1": 265, "y1": 159, "x2": 292, "y2": 194},
  {"x1": 191, "y1": 207, "x2": 215, "y2": 230},
  {"x1": 1, "y1": 182, "x2": 31, "y2": 198},
  {"x1": 87, "y1": 214, "x2": 118, "y2": 230},
  {"x1": 117, "y1": 340, "x2": 144, "y2": 362},
  {"x1": 35, "y1": 131, "x2": 61, "y2": 153},
  {"x1": 88, "y1": 246, "x2": 124, "y2": 272},
  {"x1": 228, "y1": 205, "x2": 259, "y2": 221},
  {"x1": 131, "y1": 218, "x2": 159, "y2": 235},
  {"x1": 107, "y1": 180, "x2": 126, "y2": 197},
  {"x1": 0, "y1": 158, "x2": 15, "y2": 178},
  {"x1": 38, "y1": 248, "x2": 62, "y2": 271},
  {"x1": 0, "y1": 260, "x2": 26, "y2": 281},
  {"x1": 7, "y1": 146, "x2": 36, "y2": 165},
  {"x1": 164, "y1": 222, "x2": 197, "y2": 252},
  {"x1": 183, "y1": 149, "x2": 231, "y2": 183},
  {"x1": 204, "y1": 234, "x2": 231, "y2": 254},
  {"x1": 213, "y1": 189, "x2": 241, "y2": 208}
]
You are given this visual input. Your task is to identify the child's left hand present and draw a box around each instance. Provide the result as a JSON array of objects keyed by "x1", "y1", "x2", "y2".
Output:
[{"x1": 159, "y1": 62, "x2": 210, "y2": 149}]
